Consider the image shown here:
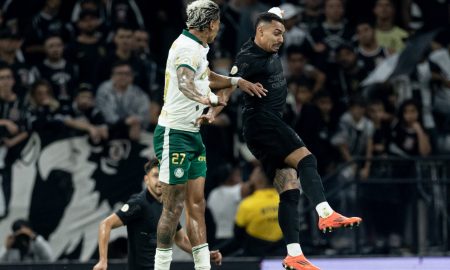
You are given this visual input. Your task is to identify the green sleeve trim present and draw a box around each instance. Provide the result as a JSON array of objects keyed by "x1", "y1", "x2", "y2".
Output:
[{"x1": 176, "y1": 64, "x2": 196, "y2": 73}]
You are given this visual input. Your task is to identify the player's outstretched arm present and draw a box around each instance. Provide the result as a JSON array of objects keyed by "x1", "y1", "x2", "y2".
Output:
[
  {"x1": 195, "y1": 87, "x2": 235, "y2": 127},
  {"x1": 93, "y1": 214, "x2": 124, "y2": 270},
  {"x1": 177, "y1": 67, "x2": 226, "y2": 107},
  {"x1": 174, "y1": 228, "x2": 222, "y2": 265},
  {"x1": 209, "y1": 70, "x2": 267, "y2": 98}
]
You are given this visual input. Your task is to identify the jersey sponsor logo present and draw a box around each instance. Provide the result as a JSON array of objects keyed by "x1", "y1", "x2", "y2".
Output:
[
  {"x1": 230, "y1": 65, "x2": 238, "y2": 75},
  {"x1": 121, "y1": 204, "x2": 129, "y2": 212},
  {"x1": 174, "y1": 168, "x2": 184, "y2": 178}
]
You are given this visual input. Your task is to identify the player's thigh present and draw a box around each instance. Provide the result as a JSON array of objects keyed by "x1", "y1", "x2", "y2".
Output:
[
  {"x1": 186, "y1": 146, "x2": 207, "y2": 207},
  {"x1": 154, "y1": 125, "x2": 192, "y2": 185},
  {"x1": 273, "y1": 168, "x2": 299, "y2": 193}
]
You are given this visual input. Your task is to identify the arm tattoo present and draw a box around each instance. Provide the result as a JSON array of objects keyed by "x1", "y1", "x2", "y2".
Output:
[
  {"x1": 273, "y1": 168, "x2": 300, "y2": 193},
  {"x1": 177, "y1": 67, "x2": 206, "y2": 104}
]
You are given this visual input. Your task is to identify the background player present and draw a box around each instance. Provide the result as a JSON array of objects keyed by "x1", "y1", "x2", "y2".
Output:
[{"x1": 92, "y1": 159, "x2": 222, "y2": 270}]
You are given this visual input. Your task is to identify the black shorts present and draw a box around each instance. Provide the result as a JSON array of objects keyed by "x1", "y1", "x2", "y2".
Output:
[{"x1": 243, "y1": 109, "x2": 305, "y2": 180}]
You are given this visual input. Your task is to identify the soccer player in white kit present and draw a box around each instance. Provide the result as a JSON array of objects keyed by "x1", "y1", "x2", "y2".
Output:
[{"x1": 153, "y1": 1, "x2": 266, "y2": 269}]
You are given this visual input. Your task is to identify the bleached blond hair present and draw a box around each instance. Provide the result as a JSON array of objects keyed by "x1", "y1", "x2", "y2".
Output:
[{"x1": 186, "y1": 0, "x2": 220, "y2": 31}]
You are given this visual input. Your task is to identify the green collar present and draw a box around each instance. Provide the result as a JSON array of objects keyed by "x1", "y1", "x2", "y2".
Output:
[{"x1": 182, "y1": 29, "x2": 205, "y2": 46}]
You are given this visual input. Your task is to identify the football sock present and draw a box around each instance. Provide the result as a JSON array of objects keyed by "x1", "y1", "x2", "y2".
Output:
[
  {"x1": 155, "y1": 248, "x2": 172, "y2": 270},
  {"x1": 279, "y1": 189, "x2": 300, "y2": 245},
  {"x1": 192, "y1": 243, "x2": 211, "y2": 270},
  {"x1": 287, "y1": 243, "x2": 303, "y2": 256},
  {"x1": 297, "y1": 154, "x2": 327, "y2": 206},
  {"x1": 316, "y1": 201, "x2": 334, "y2": 218}
]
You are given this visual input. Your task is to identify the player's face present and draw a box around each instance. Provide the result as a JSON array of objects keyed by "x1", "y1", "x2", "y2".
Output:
[
  {"x1": 207, "y1": 19, "x2": 220, "y2": 43},
  {"x1": 145, "y1": 167, "x2": 162, "y2": 197},
  {"x1": 260, "y1": 20, "x2": 285, "y2": 53}
]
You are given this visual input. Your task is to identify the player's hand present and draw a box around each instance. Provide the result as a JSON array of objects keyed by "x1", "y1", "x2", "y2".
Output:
[
  {"x1": 195, "y1": 114, "x2": 215, "y2": 127},
  {"x1": 238, "y1": 79, "x2": 267, "y2": 98},
  {"x1": 93, "y1": 260, "x2": 107, "y2": 270},
  {"x1": 210, "y1": 250, "x2": 222, "y2": 266}
]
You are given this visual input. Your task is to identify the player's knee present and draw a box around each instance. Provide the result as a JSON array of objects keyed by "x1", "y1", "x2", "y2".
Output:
[
  {"x1": 297, "y1": 154, "x2": 317, "y2": 169},
  {"x1": 274, "y1": 168, "x2": 299, "y2": 192},
  {"x1": 186, "y1": 198, "x2": 206, "y2": 214}
]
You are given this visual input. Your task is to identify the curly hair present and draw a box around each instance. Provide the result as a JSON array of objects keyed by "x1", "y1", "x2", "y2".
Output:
[{"x1": 186, "y1": 0, "x2": 220, "y2": 31}]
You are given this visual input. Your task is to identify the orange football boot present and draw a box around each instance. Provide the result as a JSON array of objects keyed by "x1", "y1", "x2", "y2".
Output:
[
  {"x1": 282, "y1": 254, "x2": 320, "y2": 270},
  {"x1": 318, "y1": 211, "x2": 362, "y2": 233}
]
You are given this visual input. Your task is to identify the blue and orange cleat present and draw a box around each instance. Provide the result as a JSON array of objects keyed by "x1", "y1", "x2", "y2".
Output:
[
  {"x1": 282, "y1": 254, "x2": 320, "y2": 270},
  {"x1": 318, "y1": 211, "x2": 362, "y2": 233}
]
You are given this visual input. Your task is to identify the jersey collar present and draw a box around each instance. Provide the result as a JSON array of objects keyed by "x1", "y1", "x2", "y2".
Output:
[{"x1": 182, "y1": 29, "x2": 205, "y2": 47}]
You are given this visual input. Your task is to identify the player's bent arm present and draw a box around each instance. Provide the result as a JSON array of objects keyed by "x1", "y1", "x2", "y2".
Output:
[
  {"x1": 93, "y1": 214, "x2": 124, "y2": 270},
  {"x1": 177, "y1": 66, "x2": 210, "y2": 105},
  {"x1": 174, "y1": 228, "x2": 192, "y2": 253},
  {"x1": 209, "y1": 70, "x2": 267, "y2": 98}
]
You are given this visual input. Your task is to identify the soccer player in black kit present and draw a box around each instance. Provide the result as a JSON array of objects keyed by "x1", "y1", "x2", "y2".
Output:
[
  {"x1": 92, "y1": 159, "x2": 222, "y2": 270},
  {"x1": 200, "y1": 11, "x2": 362, "y2": 270}
]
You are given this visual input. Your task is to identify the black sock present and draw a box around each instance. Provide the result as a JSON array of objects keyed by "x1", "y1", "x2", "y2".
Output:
[
  {"x1": 297, "y1": 154, "x2": 326, "y2": 206},
  {"x1": 278, "y1": 189, "x2": 300, "y2": 244}
]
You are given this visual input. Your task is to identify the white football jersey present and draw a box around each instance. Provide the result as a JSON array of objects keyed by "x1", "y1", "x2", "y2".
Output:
[{"x1": 158, "y1": 29, "x2": 211, "y2": 132}]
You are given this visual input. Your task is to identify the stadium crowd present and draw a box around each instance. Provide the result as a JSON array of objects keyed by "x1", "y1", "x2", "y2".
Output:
[{"x1": 0, "y1": 0, "x2": 449, "y2": 261}]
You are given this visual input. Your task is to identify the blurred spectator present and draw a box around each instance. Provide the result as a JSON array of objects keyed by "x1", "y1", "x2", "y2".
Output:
[
  {"x1": 24, "y1": 0, "x2": 72, "y2": 63},
  {"x1": 64, "y1": 83, "x2": 108, "y2": 144},
  {"x1": 213, "y1": 0, "x2": 241, "y2": 59},
  {"x1": 71, "y1": 0, "x2": 107, "y2": 23},
  {"x1": 66, "y1": 9, "x2": 106, "y2": 85},
  {"x1": 0, "y1": 28, "x2": 34, "y2": 90},
  {"x1": 236, "y1": 0, "x2": 269, "y2": 53},
  {"x1": 429, "y1": 36, "x2": 450, "y2": 131},
  {"x1": 95, "y1": 61, "x2": 149, "y2": 140},
  {"x1": 207, "y1": 164, "x2": 255, "y2": 246},
  {"x1": 367, "y1": 99, "x2": 391, "y2": 158},
  {"x1": 294, "y1": 91, "x2": 339, "y2": 175},
  {"x1": 0, "y1": 63, "x2": 27, "y2": 146},
  {"x1": 0, "y1": 63, "x2": 28, "y2": 216},
  {"x1": 0, "y1": 219, "x2": 53, "y2": 262},
  {"x1": 26, "y1": 80, "x2": 66, "y2": 136},
  {"x1": 95, "y1": 24, "x2": 148, "y2": 93},
  {"x1": 105, "y1": 0, "x2": 144, "y2": 31},
  {"x1": 285, "y1": 45, "x2": 325, "y2": 94},
  {"x1": 335, "y1": 44, "x2": 369, "y2": 104},
  {"x1": 284, "y1": 78, "x2": 315, "y2": 126},
  {"x1": 310, "y1": 0, "x2": 354, "y2": 69},
  {"x1": 216, "y1": 165, "x2": 283, "y2": 257},
  {"x1": 356, "y1": 20, "x2": 389, "y2": 73},
  {"x1": 33, "y1": 35, "x2": 78, "y2": 106},
  {"x1": 373, "y1": 0, "x2": 408, "y2": 54},
  {"x1": 403, "y1": 0, "x2": 450, "y2": 32},
  {"x1": 279, "y1": 3, "x2": 312, "y2": 55},
  {"x1": 389, "y1": 99, "x2": 431, "y2": 157},
  {"x1": 131, "y1": 28, "x2": 163, "y2": 129},
  {"x1": 299, "y1": 0, "x2": 324, "y2": 32},
  {"x1": 331, "y1": 96, "x2": 374, "y2": 179}
]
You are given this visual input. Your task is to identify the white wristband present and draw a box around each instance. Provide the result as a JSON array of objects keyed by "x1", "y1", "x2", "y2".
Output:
[
  {"x1": 208, "y1": 92, "x2": 219, "y2": 105},
  {"x1": 230, "y1": 77, "x2": 241, "y2": 86}
]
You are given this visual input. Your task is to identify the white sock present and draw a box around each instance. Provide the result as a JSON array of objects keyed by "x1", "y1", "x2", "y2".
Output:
[
  {"x1": 192, "y1": 243, "x2": 211, "y2": 270},
  {"x1": 315, "y1": 201, "x2": 334, "y2": 218},
  {"x1": 155, "y1": 248, "x2": 173, "y2": 270},
  {"x1": 287, "y1": 243, "x2": 303, "y2": 256}
]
